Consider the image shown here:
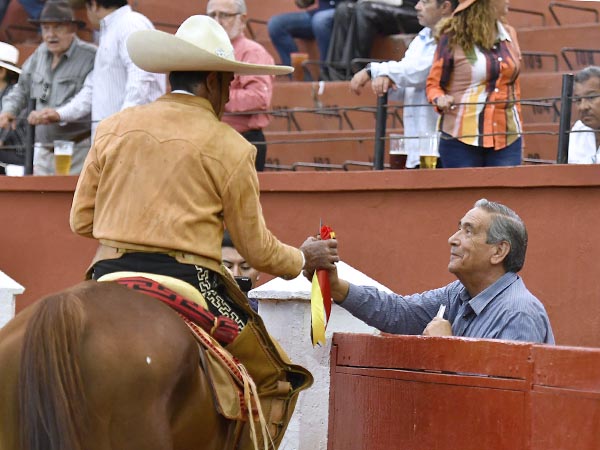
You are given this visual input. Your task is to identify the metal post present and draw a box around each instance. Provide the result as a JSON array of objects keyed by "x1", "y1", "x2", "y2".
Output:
[
  {"x1": 24, "y1": 98, "x2": 35, "y2": 175},
  {"x1": 557, "y1": 73, "x2": 574, "y2": 164},
  {"x1": 373, "y1": 93, "x2": 388, "y2": 170}
]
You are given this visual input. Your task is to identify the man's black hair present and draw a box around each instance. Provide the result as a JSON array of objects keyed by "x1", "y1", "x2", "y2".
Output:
[
  {"x1": 222, "y1": 229, "x2": 235, "y2": 248},
  {"x1": 168, "y1": 71, "x2": 210, "y2": 93},
  {"x1": 85, "y1": 0, "x2": 127, "y2": 8}
]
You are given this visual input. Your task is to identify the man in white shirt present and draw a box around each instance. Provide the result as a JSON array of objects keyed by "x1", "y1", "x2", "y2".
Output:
[
  {"x1": 568, "y1": 65, "x2": 600, "y2": 164},
  {"x1": 31, "y1": 0, "x2": 166, "y2": 136},
  {"x1": 349, "y1": 0, "x2": 457, "y2": 168}
]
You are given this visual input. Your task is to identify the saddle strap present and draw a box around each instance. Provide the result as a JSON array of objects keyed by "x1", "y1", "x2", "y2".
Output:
[
  {"x1": 180, "y1": 315, "x2": 270, "y2": 450},
  {"x1": 112, "y1": 276, "x2": 239, "y2": 345}
]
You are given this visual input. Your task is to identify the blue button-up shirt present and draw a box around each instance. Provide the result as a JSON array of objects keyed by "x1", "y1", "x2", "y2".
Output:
[{"x1": 342, "y1": 272, "x2": 555, "y2": 344}]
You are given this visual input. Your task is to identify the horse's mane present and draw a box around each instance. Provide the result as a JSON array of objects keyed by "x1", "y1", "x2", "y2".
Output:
[{"x1": 18, "y1": 291, "x2": 87, "y2": 450}]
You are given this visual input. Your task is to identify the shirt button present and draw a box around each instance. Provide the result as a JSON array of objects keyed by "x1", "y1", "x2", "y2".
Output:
[{"x1": 498, "y1": 57, "x2": 503, "y2": 62}]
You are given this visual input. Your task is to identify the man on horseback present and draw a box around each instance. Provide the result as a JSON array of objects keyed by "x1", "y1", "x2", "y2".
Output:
[{"x1": 69, "y1": 14, "x2": 338, "y2": 449}]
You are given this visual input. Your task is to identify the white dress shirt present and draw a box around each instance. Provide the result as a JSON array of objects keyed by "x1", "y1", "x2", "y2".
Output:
[
  {"x1": 57, "y1": 5, "x2": 166, "y2": 136},
  {"x1": 568, "y1": 120, "x2": 600, "y2": 164},
  {"x1": 370, "y1": 27, "x2": 438, "y2": 168}
]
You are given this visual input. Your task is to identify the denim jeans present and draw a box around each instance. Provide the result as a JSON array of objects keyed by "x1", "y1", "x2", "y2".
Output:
[
  {"x1": 0, "y1": 0, "x2": 44, "y2": 25},
  {"x1": 267, "y1": 9, "x2": 335, "y2": 66},
  {"x1": 18, "y1": 0, "x2": 44, "y2": 19},
  {"x1": 439, "y1": 133, "x2": 523, "y2": 168}
]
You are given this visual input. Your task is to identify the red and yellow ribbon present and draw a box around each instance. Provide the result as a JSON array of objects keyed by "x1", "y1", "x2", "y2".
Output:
[{"x1": 310, "y1": 225, "x2": 335, "y2": 347}]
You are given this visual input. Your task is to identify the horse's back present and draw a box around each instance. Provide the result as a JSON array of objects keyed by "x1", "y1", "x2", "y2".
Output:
[{"x1": 0, "y1": 281, "x2": 228, "y2": 450}]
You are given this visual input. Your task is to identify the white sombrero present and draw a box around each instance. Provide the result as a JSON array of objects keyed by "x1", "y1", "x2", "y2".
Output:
[
  {"x1": 127, "y1": 15, "x2": 293, "y2": 76},
  {"x1": 0, "y1": 42, "x2": 21, "y2": 75}
]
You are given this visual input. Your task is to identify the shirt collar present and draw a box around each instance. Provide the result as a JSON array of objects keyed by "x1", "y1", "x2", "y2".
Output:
[
  {"x1": 160, "y1": 93, "x2": 216, "y2": 116},
  {"x1": 420, "y1": 27, "x2": 433, "y2": 41},
  {"x1": 459, "y1": 272, "x2": 519, "y2": 315},
  {"x1": 496, "y1": 21, "x2": 511, "y2": 42},
  {"x1": 171, "y1": 90, "x2": 194, "y2": 96},
  {"x1": 101, "y1": 4, "x2": 131, "y2": 29}
]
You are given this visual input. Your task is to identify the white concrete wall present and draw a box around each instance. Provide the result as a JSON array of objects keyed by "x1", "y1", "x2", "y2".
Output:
[
  {"x1": 249, "y1": 262, "x2": 391, "y2": 450},
  {"x1": 0, "y1": 270, "x2": 25, "y2": 328}
]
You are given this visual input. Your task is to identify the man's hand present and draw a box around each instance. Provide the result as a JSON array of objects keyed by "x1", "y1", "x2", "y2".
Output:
[
  {"x1": 300, "y1": 236, "x2": 339, "y2": 274},
  {"x1": 371, "y1": 76, "x2": 394, "y2": 97},
  {"x1": 300, "y1": 236, "x2": 350, "y2": 303},
  {"x1": 434, "y1": 94, "x2": 455, "y2": 113},
  {"x1": 0, "y1": 112, "x2": 16, "y2": 130},
  {"x1": 423, "y1": 317, "x2": 453, "y2": 337},
  {"x1": 28, "y1": 108, "x2": 60, "y2": 125},
  {"x1": 350, "y1": 69, "x2": 370, "y2": 95}
]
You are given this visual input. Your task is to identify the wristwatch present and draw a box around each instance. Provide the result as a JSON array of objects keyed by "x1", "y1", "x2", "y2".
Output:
[{"x1": 365, "y1": 63, "x2": 372, "y2": 79}]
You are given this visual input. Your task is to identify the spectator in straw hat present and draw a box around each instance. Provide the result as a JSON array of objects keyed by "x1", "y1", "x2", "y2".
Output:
[
  {"x1": 70, "y1": 16, "x2": 338, "y2": 448},
  {"x1": 0, "y1": 0, "x2": 96, "y2": 175},
  {"x1": 426, "y1": 0, "x2": 523, "y2": 168},
  {"x1": 0, "y1": 42, "x2": 27, "y2": 174}
]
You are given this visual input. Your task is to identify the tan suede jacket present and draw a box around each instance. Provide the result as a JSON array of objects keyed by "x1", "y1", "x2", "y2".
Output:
[{"x1": 70, "y1": 93, "x2": 303, "y2": 277}]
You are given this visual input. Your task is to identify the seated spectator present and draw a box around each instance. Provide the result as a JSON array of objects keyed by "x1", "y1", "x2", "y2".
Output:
[
  {"x1": 325, "y1": 0, "x2": 422, "y2": 81},
  {"x1": 426, "y1": 0, "x2": 523, "y2": 168},
  {"x1": 268, "y1": 0, "x2": 344, "y2": 68},
  {"x1": 350, "y1": 0, "x2": 457, "y2": 168},
  {"x1": 0, "y1": 42, "x2": 26, "y2": 174},
  {"x1": 0, "y1": 0, "x2": 96, "y2": 175},
  {"x1": 207, "y1": 0, "x2": 275, "y2": 171},
  {"x1": 568, "y1": 66, "x2": 600, "y2": 164},
  {"x1": 322, "y1": 199, "x2": 554, "y2": 344},
  {"x1": 222, "y1": 229, "x2": 261, "y2": 311}
]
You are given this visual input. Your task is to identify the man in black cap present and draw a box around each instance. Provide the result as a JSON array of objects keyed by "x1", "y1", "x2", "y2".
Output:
[{"x1": 0, "y1": 0, "x2": 95, "y2": 175}]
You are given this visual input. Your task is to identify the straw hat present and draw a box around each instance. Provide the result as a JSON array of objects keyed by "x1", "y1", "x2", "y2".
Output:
[
  {"x1": 127, "y1": 15, "x2": 293, "y2": 76},
  {"x1": 452, "y1": 0, "x2": 479, "y2": 15},
  {"x1": 0, "y1": 42, "x2": 21, "y2": 75},
  {"x1": 29, "y1": 0, "x2": 86, "y2": 28}
]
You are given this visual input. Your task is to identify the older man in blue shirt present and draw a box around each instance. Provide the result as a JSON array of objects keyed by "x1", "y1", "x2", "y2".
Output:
[{"x1": 326, "y1": 198, "x2": 555, "y2": 344}]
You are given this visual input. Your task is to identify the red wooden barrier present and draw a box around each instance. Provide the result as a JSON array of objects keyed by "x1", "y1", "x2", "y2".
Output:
[{"x1": 329, "y1": 333, "x2": 600, "y2": 450}]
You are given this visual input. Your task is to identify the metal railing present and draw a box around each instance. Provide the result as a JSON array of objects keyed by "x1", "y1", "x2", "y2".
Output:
[
  {"x1": 549, "y1": 1, "x2": 599, "y2": 25},
  {"x1": 0, "y1": 76, "x2": 582, "y2": 175}
]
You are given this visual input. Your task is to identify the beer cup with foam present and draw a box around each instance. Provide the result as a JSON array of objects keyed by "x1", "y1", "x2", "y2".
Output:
[{"x1": 53, "y1": 140, "x2": 74, "y2": 175}]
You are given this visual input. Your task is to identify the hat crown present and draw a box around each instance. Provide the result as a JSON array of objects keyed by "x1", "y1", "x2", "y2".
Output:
[
  {"x1": 39, "y1": 0, "x2": 77, "y2": 22},
  {"x1": 176, "y1": 16, "x2": 235, "y2": 62},
  {"x1": 0, "y1": 42, "x2": 19, "y2": 65}
]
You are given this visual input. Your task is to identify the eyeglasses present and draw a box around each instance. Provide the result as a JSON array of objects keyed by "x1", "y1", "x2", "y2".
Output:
[
  {"x1": 207, "y1": 11, "x2": 241, "y2": 20},
  {"x1": 40, "y1": 82, "x2": 50, "y2": 104}
]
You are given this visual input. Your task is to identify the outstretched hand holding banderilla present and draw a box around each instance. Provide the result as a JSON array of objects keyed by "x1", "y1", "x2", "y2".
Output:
[{"x1": 300, "y1": 233, "x2": 349, "y2": 303}]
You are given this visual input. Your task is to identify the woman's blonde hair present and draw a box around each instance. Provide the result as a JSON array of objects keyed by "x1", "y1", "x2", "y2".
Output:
[{"x1": 436, "y1": 0, "x2": 498, "y2": 54}]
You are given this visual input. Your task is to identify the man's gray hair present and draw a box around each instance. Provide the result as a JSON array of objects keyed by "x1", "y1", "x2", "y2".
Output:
[
  {"x1": 574, "y1": 66, "x2": 600, "y2": 84},
  {"x1": 474, "y1": 198, "x2": 528, "y2": 273},
  {"x1": 207, "y1": 0, "x2": 247, "y2": 13},
  {"x1": 234, "y1": 0, "x2": 247, "y2": 13}
]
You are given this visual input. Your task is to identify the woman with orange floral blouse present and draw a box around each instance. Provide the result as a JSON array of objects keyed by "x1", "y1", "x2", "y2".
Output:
[{"x1": 426, "y1": 0, "x2": 522, "y2": 168}]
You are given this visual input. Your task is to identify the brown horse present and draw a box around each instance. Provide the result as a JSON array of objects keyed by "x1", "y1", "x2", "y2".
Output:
[{"x1": 0, "y1": 280, "x2": 233, "y2": 450}]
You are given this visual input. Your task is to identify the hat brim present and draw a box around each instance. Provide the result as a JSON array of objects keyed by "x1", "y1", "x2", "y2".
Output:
[
  {"x1": 0, "y1": 61, "x2": 21, "y2": 75},
  {"x1": 127, "y1": 29, "x2": 293, "y2": 76},
  {"x1": 452, "y1": 0, "x2": 479, "y2": 15},
  {"x1": 28, "y1": 18, "x2": 86, "y2": 29}
]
